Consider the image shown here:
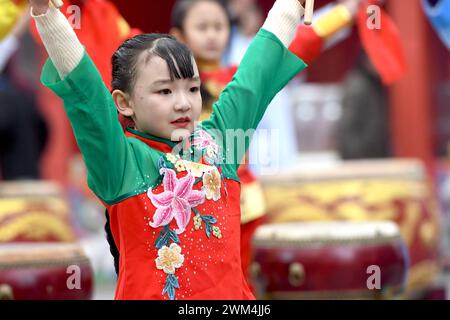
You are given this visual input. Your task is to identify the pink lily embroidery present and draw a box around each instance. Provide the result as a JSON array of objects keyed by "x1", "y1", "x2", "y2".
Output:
[
  {"x1": 192, "y1": 130, "x2": 219, "y2": 154},
  {"x1": 147, "y1": 168, "x2": 205, "y2": 234}
]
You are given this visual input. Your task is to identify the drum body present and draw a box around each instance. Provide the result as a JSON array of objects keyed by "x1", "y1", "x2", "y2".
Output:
[
  {"x1": 0, "y1": 181, "x2": 94, "y2": 299},
  {"x1": 0, "y1": 181, "x2": 77, "y2": 242},
  {"x1": 260, "y1": 159, "x2": 441, "y2": 296},
  {"x1": 0, "y1": 243, "x2": 93, "y2": 300},
  {"x1": 252, "y1": 221, "x2": 409, "y2": 299}
]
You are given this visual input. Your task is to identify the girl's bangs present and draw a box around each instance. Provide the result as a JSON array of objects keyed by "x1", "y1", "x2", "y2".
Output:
[{"x1": 154, "y1": 39, "x2": 195, "y2": 80}]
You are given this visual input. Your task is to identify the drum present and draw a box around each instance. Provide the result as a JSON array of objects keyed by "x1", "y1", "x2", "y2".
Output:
[
  {"x1": 251, "y1": 221, "x2": 409, "y2": 299},
  {"x1": 0, "y1": 181, "x2": 77, "y2": 242},
  {"x1": 260, "y1": 159, "x2": 441, "y2": 297},
  {"x1": 0, "y1": 242, "x2": 93, "y2": 299}
]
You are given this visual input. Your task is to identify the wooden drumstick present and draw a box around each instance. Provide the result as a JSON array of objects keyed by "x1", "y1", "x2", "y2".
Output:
[
  {"x1": 304, "y1": 0, "x2": 315, "y2": 25},
  {"x1": 50, "y1": 0, "x2": 64, "y2": 9}
]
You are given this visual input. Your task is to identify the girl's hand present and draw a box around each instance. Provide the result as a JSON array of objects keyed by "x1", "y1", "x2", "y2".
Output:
[{"x1": 29, "y1": 0, "x2": 50, "y2": 16}]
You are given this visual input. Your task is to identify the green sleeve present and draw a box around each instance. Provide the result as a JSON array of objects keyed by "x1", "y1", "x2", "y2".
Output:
[
  {"x1": 200, "y1": 29, "x2": 307, "y2": 173},
  {"x1": 40, "y1": 52, "x2": 147, "y2": 203}
]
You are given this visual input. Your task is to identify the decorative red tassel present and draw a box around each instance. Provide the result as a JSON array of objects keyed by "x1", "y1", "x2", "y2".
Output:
[{"x1": 357, "y1": 0, "x2": 408, "y2": 85}]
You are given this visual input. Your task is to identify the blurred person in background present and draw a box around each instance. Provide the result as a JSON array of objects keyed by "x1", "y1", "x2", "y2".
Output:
[
  {"x1": 336, "y1": 52, "x2": 391, "y2": 159},
  {"x1": 0, "y1": 2, "x2": 48, "y2": 180},
  {"x1": 224, "y1": 0, "x2": 263, "y2": 66}
]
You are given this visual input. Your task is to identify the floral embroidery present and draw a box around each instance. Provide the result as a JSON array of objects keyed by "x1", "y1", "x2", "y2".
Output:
[
  {"x1": 162, "y1": 273, "x2": 180, "y2": 300},
  {"x1": 192, "y1": 209, "x2": 220, "y2": 239},
  {"x1": 191, "y1": 130, "x2": 221, "y2": 165},
  {"x1": 183, "y1": 161, "x2": 215, "y2": 178},
  {"x1": 212, "y1": 226, "x2": 222, "y2": 239},
  {"x1": 148, "y1": 129, "x2": 226, "y2": 300},
  {"x1": 156, "y1": 243, "x2": 183, "y2": 300},
  {"x1": 175, "y1": 161, "x2": 186, "y2": 172},
  {"x1": 166, "y1": 153, "x2": 179, "y2": 164},
  {"x1": 155, "y1": 225, "x2": 180, "y2": 249},
  {"x1": 153, "y1": 225, "x2": 182, "y2": 300},
  {"x1": 202, "y1": 168, "x2": 221, "y2": 201},
  {"x1": 192, "y1": 130, "x2": 218, "y2": 153},
  {"x1": 193, "y1": 215, "x2": 202, "y2": 230},
  {"x1": 163, "y1": 153, "x2": 188, "y2": 173},
  {"x1": 147, "y1": 168, "x2": 205, "y2": 234},
  {"x1": 156, "y1": 243, "x2": 184, "y2": 274},
  {"x1": 206, "y1": 145, "x2": 217, "y2": 158}
]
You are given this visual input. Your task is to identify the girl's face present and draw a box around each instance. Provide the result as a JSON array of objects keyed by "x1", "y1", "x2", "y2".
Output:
[
  {"x1": 179, "y1": 1, "x2": 230, "y2": 63},
  {"x1": 117, "y1": 53, "x2": 202, "y2": 142}
]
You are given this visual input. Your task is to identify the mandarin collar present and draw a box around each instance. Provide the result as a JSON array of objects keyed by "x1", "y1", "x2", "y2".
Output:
[{"x1": 125, "y1": 127, "x2": 176, "y2": 154}]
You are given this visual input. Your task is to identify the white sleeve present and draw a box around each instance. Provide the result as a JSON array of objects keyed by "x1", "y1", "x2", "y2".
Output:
[
  {"x1": 31, "y1": 5, "x2": 84, "y2": 78},
  {"x1": 262, "y1": 0, "x2": 305, "y2": 48}
]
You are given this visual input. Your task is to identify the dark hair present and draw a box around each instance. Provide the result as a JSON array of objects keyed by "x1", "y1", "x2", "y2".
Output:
[
  {"x1": 171, "y1": 0, "x2": 230, "y2": 32},
  {"x1": 111, "y1": 33, "x2": 195, "y2": 93},
  {"x1": 104, "y1": 209, "x2": 120, "y2": 277}
]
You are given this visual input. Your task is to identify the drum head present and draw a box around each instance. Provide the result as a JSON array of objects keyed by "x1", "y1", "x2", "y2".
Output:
[{"x1": 253, "y1": 221, "x2": 402, "y2": 247}]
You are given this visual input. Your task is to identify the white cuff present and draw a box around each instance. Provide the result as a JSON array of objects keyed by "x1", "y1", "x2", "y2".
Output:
[
  {"x1": 262, "y1": 0, "x2": 305, "y2": 47},
  {"x1": 32, "y1": 6, "x2": 84, "y2": 78}
]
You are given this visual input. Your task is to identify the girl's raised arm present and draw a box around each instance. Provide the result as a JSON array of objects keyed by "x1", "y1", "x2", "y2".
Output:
[
  {"x1": 30, "y1": 1, "x2": 84, "y2": 78},
  {"x1": 29, "y1": 1, "x2": 146, "y2": 205}
]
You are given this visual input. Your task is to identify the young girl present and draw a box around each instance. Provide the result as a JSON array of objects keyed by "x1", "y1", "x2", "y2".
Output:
[{"x1": 29, "y1": 0, "x2": 307, "y2": 300}]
